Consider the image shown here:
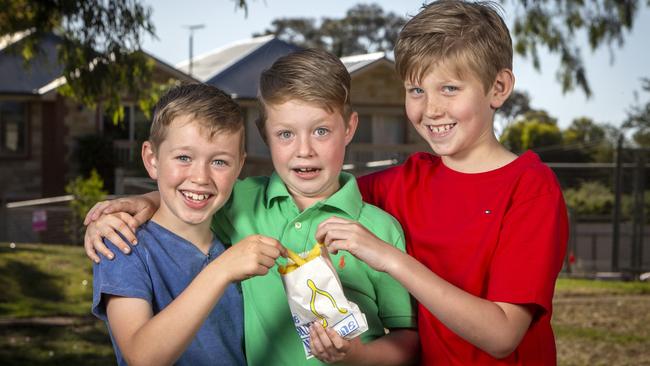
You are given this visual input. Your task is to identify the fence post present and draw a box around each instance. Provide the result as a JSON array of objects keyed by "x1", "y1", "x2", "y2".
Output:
[
  {"x1": 612, "y1": 135, "x2": 623, "y2": 272},
  {"x1": 0, "y1": 196, "x2": 6, "y2": 242},
  {"x1": 632, "y1": 153, "x2": 645, "y2": 272}
]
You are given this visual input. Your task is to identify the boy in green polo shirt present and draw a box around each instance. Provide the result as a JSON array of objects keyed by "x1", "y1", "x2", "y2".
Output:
[{"x1": 83, "y1": 49, "x2": 418, "y2": 365}]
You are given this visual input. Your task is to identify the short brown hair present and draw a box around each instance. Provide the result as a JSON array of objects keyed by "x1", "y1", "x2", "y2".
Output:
[
  {"x1": 256, "y1": 48, "x2": 352, "y2": 139},
  {"x1": 149, "y1": 83, "x2": 244, "y2": 153},
  {"x1": 395, "y1": 0, "x2": 512, "y2": 93}
]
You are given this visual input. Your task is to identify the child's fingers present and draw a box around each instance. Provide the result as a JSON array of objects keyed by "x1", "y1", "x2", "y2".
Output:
[
  {"x1": 112, "y1": 213, "x2": 138, "y2": 245},
  {"x1": 309, "y1": 324, "x2": 331, "y2": 359},
  {"x1": 84, "y1": 242, "x2": 101, "y2": 263},
  {"x1": 255, "y1": 235, "x2": 288, "y2": 257},
  {"x1": 324, "y1": 327, "x2": 346, "y2": 350},
  {"x1": 84, "y1": 200, "x2": 109, "y2": 225},
  {"x1": 310, "y1": 323, "x2": 336, "y2": 352},
  {"x1": 88, "y1": 236, "x2": 115, "y2": 261}
]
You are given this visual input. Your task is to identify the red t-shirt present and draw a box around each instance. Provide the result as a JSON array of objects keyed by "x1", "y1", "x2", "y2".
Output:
[{"x1": 357, "y1": 151, "x2": 568, "y2": 366}]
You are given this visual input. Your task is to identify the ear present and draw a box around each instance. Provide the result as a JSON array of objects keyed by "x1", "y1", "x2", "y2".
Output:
[
  {"x1": 343, "y1": 111, "x2": 359, "y2": 146},
  {"x1": 141, "y1": 141, "x2": 159, "y2": 180},
  {"x1": 489, "y1": 69, "x2": 515, "y2": 109},
  {"x1": 236, "y1": 151, "x2": 247, "y2": 177}
]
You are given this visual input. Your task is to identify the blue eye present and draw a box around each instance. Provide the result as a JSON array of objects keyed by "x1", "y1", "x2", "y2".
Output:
[
  {"x1": 176, "y1": 155, "x2": 191, "y2": 162},
  {"x1": 408, "y1": 87, "x2": 424, "y2": 95},
  {"x1": 442, "y1": 85, "x2": 459, "y2": 93},
  {"x1": 315, "y1": 127, "x2": 329, "y2": 136},
  {"x1": 277, "y1": 130, "x2": 293, "y2": 140},
  {"x1": 212, "y1": 159, "x2": 227, "y2": 167}
]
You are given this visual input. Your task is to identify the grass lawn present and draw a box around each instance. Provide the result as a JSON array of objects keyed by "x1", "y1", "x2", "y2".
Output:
[
  {"x1": 0, "y1": 243, "x2": 114, "y2": 365},
  {"x1": 1, "y1": 242, "x2": 649, "y2": 365},
  {"x1": 554, "y1": 277, "x2": 650, "y2": 366}
]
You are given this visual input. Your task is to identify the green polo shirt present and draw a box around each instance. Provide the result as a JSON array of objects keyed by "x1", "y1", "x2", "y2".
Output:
[{"x1": 212, "y1": 172, "x2": 416, "y2": 366}]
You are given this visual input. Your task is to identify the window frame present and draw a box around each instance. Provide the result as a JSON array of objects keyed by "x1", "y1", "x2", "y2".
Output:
[{"x1": 0, "y1": 99, "x2": 31, "y2": 160}]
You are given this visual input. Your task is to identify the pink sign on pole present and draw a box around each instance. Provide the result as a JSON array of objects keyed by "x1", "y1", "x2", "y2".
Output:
[{"x1": 32, "y1": 209, "x2": 47, "y2": 232}]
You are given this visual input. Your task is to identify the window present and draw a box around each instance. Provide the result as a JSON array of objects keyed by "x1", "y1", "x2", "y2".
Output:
[
  {"x1": 352, "y1": 114, "x2": 373, "y2": 144},
  {"x1": 0, "y1": 101, "x2": 29, "y2": 158}
]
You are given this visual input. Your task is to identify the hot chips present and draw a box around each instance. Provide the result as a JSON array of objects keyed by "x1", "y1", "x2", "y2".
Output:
[{"x1": 278, "y1": 244, "x2": 323, "y2": 275}]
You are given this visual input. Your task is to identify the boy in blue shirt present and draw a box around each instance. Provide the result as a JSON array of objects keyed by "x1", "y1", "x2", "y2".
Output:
[{"x1": 92, "y1": 83, "x2": 286, "y2": 366}]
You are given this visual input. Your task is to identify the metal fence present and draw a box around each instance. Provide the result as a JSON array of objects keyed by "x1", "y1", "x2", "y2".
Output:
[{"x1": 3, "y1": 148, "x2": 650, "y2": 277}]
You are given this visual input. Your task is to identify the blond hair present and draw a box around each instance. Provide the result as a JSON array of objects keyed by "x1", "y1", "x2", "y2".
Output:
[
  {"x1": 395, "y1": 0, "x2": 512, "y2": 93},
  {"x1": 149, "y1": 83, "x2": 244, "y2": 154},
  {"x1": 256, "y1": 48, "x2": 352, "y2": 139}
]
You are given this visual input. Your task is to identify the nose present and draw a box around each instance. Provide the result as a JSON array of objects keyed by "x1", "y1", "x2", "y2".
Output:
[
  {"x1": 424, "y1": 94, "x2": 444, "y2": 119},
  {"x1": 190, "y1": 162, "x2": 209, "y2": 184},
  {"x1": 296, "y1": 134, "x2": 315, "y2": 158}
]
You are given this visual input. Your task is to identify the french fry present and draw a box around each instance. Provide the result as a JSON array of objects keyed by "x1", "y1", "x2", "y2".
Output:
[
  {"x1": 279, "y1": 244, "x2": 324, "y2": 274},
  {"x1": 286, "y1": 249, "x2": 307, "y2": 266}
]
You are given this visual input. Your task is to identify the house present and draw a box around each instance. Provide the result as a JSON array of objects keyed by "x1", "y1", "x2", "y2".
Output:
[
  {"x1": 177, "y1": 35, "x2": 428, "y2": 176},
  {"x1": 0, "y1": 32, "x2": 196, "y2": 243},
  {"x1": 0, "y1": 31, "x2": 197, "y2": 202},
  {"x1": 0, "y1": 33, "x2": 428, "y2": 243}
]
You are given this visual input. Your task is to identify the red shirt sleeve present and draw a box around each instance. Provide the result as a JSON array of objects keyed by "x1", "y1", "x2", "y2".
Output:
[{"x1": 486, "y1": 171, "x2": 568, "y2": 315}]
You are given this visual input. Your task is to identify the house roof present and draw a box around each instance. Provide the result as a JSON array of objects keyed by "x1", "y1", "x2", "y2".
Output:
[
  {"x1": 180, "y1": 36, "x2": 398, "y2": 100},
  {"x1": 0, "y1": 32, "x2": 64, "y2": 95},
  {"x1": 177, "y1": 35, "x2": 301, "y2": 99},
  {"x1": 341, "y1": 51, "x2": 393, "y2": 74},
  {"x1": 0, "y1": 32, "x2": 196, "y2": 96}
]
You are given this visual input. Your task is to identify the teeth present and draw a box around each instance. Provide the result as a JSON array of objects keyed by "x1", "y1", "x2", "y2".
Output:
[
  {"x1": 182, "y1": 191, "x2": 210, "y2": 201},
  {"x1": 427, "y1": 123, "x2": 455, "y2": 133},
  {"x1": 296, "y1": 168, "x2": 318, "y2": 172}
]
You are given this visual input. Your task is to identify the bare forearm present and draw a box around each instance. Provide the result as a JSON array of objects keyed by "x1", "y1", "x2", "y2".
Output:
[
  {"x1": 344, "y1": 329, "x2": 419, "y2": 366},
  {"x1": 142, "y1": 191, "x2": 160, "y2": 209},
  {"x1": 386, "y1": 252, "x2": 531, "y2": 358},
  {"x1": 120, "y1": 263, "x2": 230, "y2": 365}
]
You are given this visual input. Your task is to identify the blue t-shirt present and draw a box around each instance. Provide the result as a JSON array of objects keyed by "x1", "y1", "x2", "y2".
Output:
[{"x1": 92, "y1": 220, "x2": 245, "y2": 366}]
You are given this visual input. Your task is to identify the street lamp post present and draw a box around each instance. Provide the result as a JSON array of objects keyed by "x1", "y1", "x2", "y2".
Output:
[{"x1": 184, "y1": 24, "x2": 205, "y2": 77}]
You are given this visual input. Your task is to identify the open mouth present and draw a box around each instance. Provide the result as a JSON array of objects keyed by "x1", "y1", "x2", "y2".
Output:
[
  {"x1": 180, "y1": 190, "x2": 212, "y2": 202},
  {"x1": 426, "y1": 123, "x2": 457, "y2": 133},
  {"x1": 293, "y1": 167, "x2": 321, "y2": 173}
]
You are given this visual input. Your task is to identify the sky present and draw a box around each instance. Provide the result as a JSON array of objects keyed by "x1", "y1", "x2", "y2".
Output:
[{"x1": 141, "y1": 0, "x2": 650, "y2": 130}]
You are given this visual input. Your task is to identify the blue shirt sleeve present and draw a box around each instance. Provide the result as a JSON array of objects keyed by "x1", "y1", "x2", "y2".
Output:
[{"x1": 91, "y1": 238, "x2": 153, "y2": 322}]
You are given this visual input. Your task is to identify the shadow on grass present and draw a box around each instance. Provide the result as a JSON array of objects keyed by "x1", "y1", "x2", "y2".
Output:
[
  {"x1": 0, "y1": 260, "x2": 64, "y2": 302},
  {"x1": 0, "y1": 320, "x2": 115, "y2": 366}
]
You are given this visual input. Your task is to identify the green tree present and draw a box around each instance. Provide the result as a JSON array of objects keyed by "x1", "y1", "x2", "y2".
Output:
[
  {"x1": 506, "y1": 0, "x2": 647, "y2": 97},
  {"x1": 255, "y1": 3, "x2": 406, "y2": 57},
  {"x1": 562, "y1": 117, "x2": 621, "y2": 162},
  {"x1": 252, "y1": 0, "x2": 648, "y2": 95},
  {"x1": 500, "y1": 110, "x2": 563, "y2": 153},
  {"x1": 623, "y1": 78, "x2": 650, "y2": 147},
  {"x1": 1, "y1": 0, "x2": 158, "y2": 122},
  {"x1": 498, "y1": 90, "x2": 533, "y2": 123}
]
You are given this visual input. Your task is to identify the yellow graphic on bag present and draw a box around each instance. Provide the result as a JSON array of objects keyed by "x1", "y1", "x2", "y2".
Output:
[{"x1": 307, "y1": 279, "x2": 348, "y2": 327}]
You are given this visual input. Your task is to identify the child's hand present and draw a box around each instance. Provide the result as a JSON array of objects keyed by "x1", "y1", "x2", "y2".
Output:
[
  {"x1": 315, "y1": 217, "x2": 402, "y2": 273},
  {"x1": 309, "y1": 323, "x2": 361, "y2": 364},
  {"x1": 84, "y1": 193, "x2": 157, "y2": 226},
  {"x1": 84, "y1": 212, "x2": 139, "y2": 263},
  {"x1": 217, "y1": 235, "x2": 288, "y2": 282}
]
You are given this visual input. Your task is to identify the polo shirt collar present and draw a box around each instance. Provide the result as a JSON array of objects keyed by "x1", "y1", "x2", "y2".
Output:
[{"x1": 265, "y1": 171, "x2": 363, "y2": 219}]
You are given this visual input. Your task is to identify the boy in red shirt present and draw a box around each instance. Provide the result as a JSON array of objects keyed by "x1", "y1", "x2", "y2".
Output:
[{"x1": 315, "y1": 1, "x2": 568, "y2": 365}]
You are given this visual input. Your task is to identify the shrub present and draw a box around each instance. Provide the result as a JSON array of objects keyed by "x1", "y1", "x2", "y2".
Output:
[
  {"x1": 563, "y1": 181, "x2": 613, "y2": 216},
  {"x1": 65, "y1": 169, "x2": 107, "y2": 244}
]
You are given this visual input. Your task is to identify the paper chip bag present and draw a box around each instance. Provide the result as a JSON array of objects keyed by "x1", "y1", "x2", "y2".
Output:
[{"x1": 278, "y1": 244, "x2": 368, "y2": 359}]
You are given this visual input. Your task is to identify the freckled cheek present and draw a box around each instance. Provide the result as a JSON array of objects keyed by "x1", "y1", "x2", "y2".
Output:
[{"x1": 405, "y1": 100, "x2": 423, "y2": 125}]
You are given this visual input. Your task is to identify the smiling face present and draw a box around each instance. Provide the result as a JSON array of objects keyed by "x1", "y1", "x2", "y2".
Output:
[
  {"x1": 264, "y1": 100, "x2": 357, "y2": 210},
  {"x1": 404, "y1": 61, "x2": 513, "y2": 169},
  {"x1": 143, "y1": 115, "x2": 244, "y2": 233}
]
